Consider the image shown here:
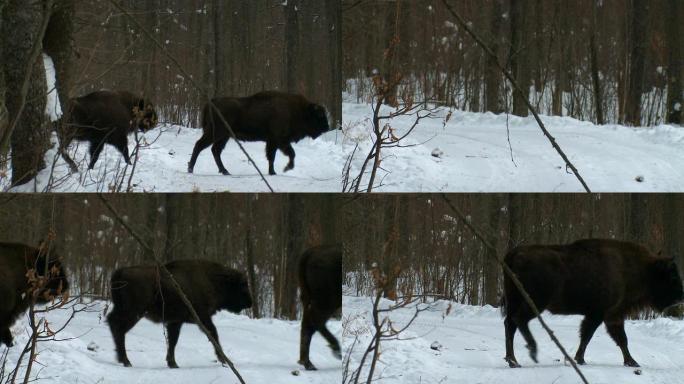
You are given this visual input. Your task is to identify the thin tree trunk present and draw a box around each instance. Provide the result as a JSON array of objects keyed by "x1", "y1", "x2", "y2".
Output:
[{"x1": 624, "y1": 0, "x2": 649, "y2": 126}]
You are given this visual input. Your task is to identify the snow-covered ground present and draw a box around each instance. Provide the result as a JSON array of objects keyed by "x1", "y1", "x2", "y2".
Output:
[
  {"x1": 343, "y1": 295, "x2": 684, "y2": 384},
  {"x1": 4, "y1": 301, "x2": 341, "y2": 384}
]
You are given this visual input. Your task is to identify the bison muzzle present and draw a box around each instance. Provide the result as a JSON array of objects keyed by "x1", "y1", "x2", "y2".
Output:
[
  {"x1": 187, "y1": 91, "x2": 331, "y2": 176},
  {"x1": 107, "y1": 259, "x2": 252, "y2": 368},
  {"x1": 57, "y1": 90, "x2": 158, "y2": 171},
  {"x1": 0, "y1": 242, "x2": 69, "y2": 347},
  {"x1": 298, "y1": 244, "x2": 342, "y2": 370},
  {"x1": 502, "y1": 238, "x2": 684, "y2": 368}
]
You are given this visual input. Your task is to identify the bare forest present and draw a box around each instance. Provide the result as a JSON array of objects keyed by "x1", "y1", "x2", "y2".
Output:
[
  {"x1": 342, "y1": 194, "x2": 684, "y2": 313},
  {"x1": 0, "y1": 0, "x2": 341, "y2": 186},
  {"x1": 343, "y1": 0, "x2": 683, "y2": 127},
  {"x1": 0, "y1": 193, "x2": 341, "y2": 320}
]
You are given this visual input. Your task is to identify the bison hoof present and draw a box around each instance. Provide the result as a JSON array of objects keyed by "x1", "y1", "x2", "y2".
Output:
[
  {"x1": 575, "y1": 356, "x2": 586, "y2": 365},
  {"x1": 123, "y1": 361, "x2": 132, "y2": 368},
  {"x1": 526, "y1": 345, "x2": 538, "y2": 363},
  {"x1": 298, "y1": 359, "x2": 317, "y2": 371},
  {"x1": 168, "y1": 362, "x2": 179, "y2": 369},
  {"x1": 624, "y1": 360, "x2": 640, "y2": 367},
  {"x1": 331, "y1": 349, "x2": 342, "y2": 360},
  {"x1": 219, "y1": 169, "x2": 230, "y2": 176},
  {"x1": 505, "y1": 357, "x2": 521, "y2": 368},
  {"x1": 283, "y1": 164, "x2": 294, "y2": 172}
]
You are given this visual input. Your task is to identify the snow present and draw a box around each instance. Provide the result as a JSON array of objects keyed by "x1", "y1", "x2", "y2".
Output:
[
  {"x1": 5, "y1": 300, "x2": 341, "y2": 384},
  {"x1": 43, "y1": 53, "x2": 62, "y2": 122},
  {"x1": 343, "y1": 296, "x2": 684, "y2": 384}
]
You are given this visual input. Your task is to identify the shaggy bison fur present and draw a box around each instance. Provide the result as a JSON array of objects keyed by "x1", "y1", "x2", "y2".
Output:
[
  {"x1": 107, "y1": 260, "x2": 252, "y2": 368},
  {"x1": 58, "y1": 90, "x2": 158, "y2": 171},
  {"x1": 187, "y1": 91, "x2": 331, "y2": 176},
  {"x1": 502, "y1": 238, "x2": 684, "y2": 368},
  {"x1": 0, "y1": 242, "x2": 69, "y2": 347},
  {"x1": 298, "y1": 244, "x2": 342, "y2": 370}
]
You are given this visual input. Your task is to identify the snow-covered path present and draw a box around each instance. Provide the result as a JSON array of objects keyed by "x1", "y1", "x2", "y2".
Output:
[
  {"x1": 5, "y1": 301, "x2": 341, "y2": 384},
  {"x1": 343, "y1": 296, "x2": 684, "y2": 384},
  {"x1": 4, "y1": 100, "x2": 684, "y2": 192},
  {"x1": 343, "y1": 102, "x2": 684, "y2": 192}
]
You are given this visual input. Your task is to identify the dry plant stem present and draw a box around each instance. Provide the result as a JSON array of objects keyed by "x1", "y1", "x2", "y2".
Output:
[
  {"x1": 107, "y1": 0, "x2": 273, "y2": 192},
  {"x1": 0, "y1": 0, "x2": 55, "y2": 158},
  {"x1": 97, "y1": 194, "x2": 246, "y2": 384},
  {"x1": 440, "y1": 0, "x2": 591, "y2": 193},
  {"x1": 441, "y1": 194, "x2": 590, "y2": 384}
]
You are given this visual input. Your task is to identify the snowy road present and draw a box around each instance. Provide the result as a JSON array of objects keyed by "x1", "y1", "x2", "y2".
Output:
[
  {"x1": 5, "y1": 301, "x2": 341, "y2": 384},
  {"x1": 343, "y1": 296, "x2": 684, "y2": 384}
]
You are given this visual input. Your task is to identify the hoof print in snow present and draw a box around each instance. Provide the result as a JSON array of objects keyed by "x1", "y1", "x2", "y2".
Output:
[
  {"x1": 430, "y1": 341, "x2": 442, "y2": 351},
  {"x1": 635, "y1": 175, "x2": 644, "y2": 182},
  {"x1": 168, "y1": 149, "x2": 176, "y2": 156},
  {"x1": 634, "y1": 369, "x2": 642, "y2": 375},
  {"x1": 87, "y1": 341, "x2": 99, "y2": 352},
  {"x1": 431, "y1": 148, "x2": 444, "y2": 158},
  {"x1": 291, "y1": 370, "x2": 300, "y2": 376}
]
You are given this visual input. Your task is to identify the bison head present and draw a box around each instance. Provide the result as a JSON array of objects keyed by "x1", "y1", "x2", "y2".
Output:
[
  {"x1": 133, "y1": 99, "x2": 158, "y2": 132},
  {"x1": 32, "y1": 253, "x2": 70, "y2": 304},
  {"x1": 220, "y1": 270, "x2": 253, "y2": 313},
  {"x1": 650, "y1": 257, "x2": 684, "y2": 311},
  {"x1": 305, "y1": 103, "x2": 331, "y2": 138}
]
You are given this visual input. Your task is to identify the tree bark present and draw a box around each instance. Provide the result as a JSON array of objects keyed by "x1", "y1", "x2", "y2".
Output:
[
  {"x1": 509, "y1": 0, "x2": 530, "y2": 117},
  {"x1": 485, "y1": 0, "x2": 504, "y2": 114}
]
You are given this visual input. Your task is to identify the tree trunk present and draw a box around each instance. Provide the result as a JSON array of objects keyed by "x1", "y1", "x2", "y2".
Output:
[
  {"x1": 665, "y1": 0, "x2": 682, "y2": 125},
  {"x1": 284, "y1": 0, "x2": 300, "y2": 93},
  {"x1": 485, "y1": 0, "x2": 504, "y2": 114},
  {"x1": 2, "y1": 0, "x2": 51, "y2": 186},
  {"x1": 509, "y1": 0, "x2": 530, "y2": 117},
  {"x1": 624, "y1": 0, "x2": 649, "y2": 126},
  {"x1": 589, "y1": 5, "x2": 604, "y2": 125}
]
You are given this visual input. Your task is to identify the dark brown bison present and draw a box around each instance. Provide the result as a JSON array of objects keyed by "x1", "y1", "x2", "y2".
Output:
[
  {"x1": 0, "y1": 242, "x2": 69, "y2": 347},
  {"x1": 57, "y1": 90, "x2": 158, "y2": 171},
  {"x1": 187, "y1": 91, "x2": 331, "y2": 176},
  {"x1": 502, "y1": 238, "x2": 684, "y2": 368},
  {"x1": 298, "y1": 244, "x2": 342, "y2": 370},
  {"x1": 107, "y1": 259, "x2": 252, "y2": 368}
]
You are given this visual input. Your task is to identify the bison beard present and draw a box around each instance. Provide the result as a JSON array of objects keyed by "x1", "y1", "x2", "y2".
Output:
[
  {"x1": 107, "y1": 260, "x2": 252, "y2": 368},
  {"x1": 0, "y1": 242, "x2": 69, "y2": 347},
  {"x1": 57, "y1": 90, "x2": 157, "y2": 171},
  {"x1": 298, "y1": 244, "x2": 342, "y2": 371},
  {"x1": 502, "y1": 238, "x2": 684, "y2": 368},
  {"x1": 187, "y1": 91, "x2": 331, "y2": 176}
]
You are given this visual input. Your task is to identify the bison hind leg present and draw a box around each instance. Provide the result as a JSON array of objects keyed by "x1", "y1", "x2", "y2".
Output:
[
  {"x1": 107, "y1": 309, "x2": 140, "y2": 367},
  {"x1": 280, "y1": 143, "x2": 296, "y2": 172}
]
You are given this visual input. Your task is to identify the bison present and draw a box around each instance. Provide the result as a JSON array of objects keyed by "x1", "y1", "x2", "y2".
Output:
[
  {"x1": 187, "y1": 91, "x2": 331, "y2": 176},
  {"x1": 107, "y1": 259, "x2": 252, "y2": 368},
  {"x1": 0, "y1": 242, "x2": 69, "y2": 347},
  {"x1": 57, "y1": 90, "x2": 158, "y2": 171},
  {"x1": 298, "y1": 244, "x2": 342, "y2": 370},
  {"x1": 502, "y1": 238, "x2": 684, "y2": 368}
]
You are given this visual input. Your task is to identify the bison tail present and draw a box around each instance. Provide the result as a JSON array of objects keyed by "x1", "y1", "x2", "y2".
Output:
[{"x1": 499, "y1": 294, "x2": 507, "y2": 317}]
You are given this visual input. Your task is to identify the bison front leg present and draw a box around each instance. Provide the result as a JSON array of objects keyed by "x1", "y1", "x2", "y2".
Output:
[
  {"x1": 0, "y1": 326, "x2": 14, "y2": 347},
  {"x1": 165, "y1": 322, "x2": 183, "y2": 368},
  {"x1": 265, "y1": 141, "x2": 278, "y2": 175},
  {"x1": 298, "y1": 321, "x2": 317, "y2": 370},
  {"x1": 280, "y1": 143, "x2": 296, "y2": 172},
  {"x1": 201, "y1": 317, "x2": 228, "y2": 365},
  {"x1": 210, "y1": 138, "x2": 230, "y2": 175},
  {"x1": 605, "y1": 319, "x2": 640, "y2": 367}
]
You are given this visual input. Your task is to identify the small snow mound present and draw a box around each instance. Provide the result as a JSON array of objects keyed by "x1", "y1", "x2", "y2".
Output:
[
  {"x1": 430, "y1": 341, "x2": 442, "y2": 351},
  {"x1": 635, "y1": 175, "x2": 645, "y2": 183},
  {"x1": 431, "y1": 148, "x2": 444, "y2": 158},
  {"x1": 87, "y1": 341, "x2": 99, "y2": 352}
]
